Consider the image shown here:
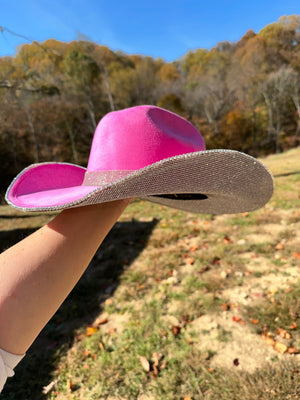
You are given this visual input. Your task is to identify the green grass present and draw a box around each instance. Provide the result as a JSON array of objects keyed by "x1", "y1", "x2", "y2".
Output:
[
  {"x1": 244, "y1": 283, "x2": 300, "y2": 338},
  {"x1": 1, "y1": 147, "x2": 300, "y2": 400}
]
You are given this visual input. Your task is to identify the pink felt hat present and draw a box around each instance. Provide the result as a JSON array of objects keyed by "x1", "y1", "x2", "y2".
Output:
[{"x1": 5, "y1": 105, "x2": 274, "y2": 214}]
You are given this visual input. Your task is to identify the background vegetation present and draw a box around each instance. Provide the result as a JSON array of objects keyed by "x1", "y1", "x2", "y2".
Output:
[{"x1": 1, "y1": 15, "x2": 300, "y2": 197}]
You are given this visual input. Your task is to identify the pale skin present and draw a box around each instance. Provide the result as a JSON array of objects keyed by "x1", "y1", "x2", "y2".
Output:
[{"x1": 0, "y1": 199, "x2": 131, "y2": 356}]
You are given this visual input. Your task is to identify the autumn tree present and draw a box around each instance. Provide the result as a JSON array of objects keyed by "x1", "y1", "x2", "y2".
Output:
[{"x1": 262, "y1": 66, "x2": 296, "y2": 152}]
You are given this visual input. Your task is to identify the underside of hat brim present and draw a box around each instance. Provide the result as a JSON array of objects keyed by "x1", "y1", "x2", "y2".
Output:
[{"x1": 5, "y1": 150, "x2": 274, "y2": 215}]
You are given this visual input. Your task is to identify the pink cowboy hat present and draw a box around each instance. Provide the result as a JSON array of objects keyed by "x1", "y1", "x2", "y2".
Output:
[{"x1": 6, "y1": 105, "x2": 273, "y2": 214}]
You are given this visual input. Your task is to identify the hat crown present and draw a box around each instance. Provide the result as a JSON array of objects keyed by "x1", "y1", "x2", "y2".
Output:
[{"x1": 87, "y1": 105, "x2": 206, "y2": 171}]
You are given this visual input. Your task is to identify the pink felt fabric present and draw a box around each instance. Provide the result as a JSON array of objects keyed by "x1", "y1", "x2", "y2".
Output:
[
  {"x1": 87, "y1": 105, "x2": 205, "y2": 171},
  {"x1": 13, "y1": 185, "x2": 98, "y2": 208},
  {"x1": 7, "y1": 163, "x2": 91, "y2": 208}
]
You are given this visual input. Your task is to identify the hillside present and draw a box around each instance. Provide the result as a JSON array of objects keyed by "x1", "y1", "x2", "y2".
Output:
[{"x1": 1, "y1": 147, "x2": 300, "y2": 400}]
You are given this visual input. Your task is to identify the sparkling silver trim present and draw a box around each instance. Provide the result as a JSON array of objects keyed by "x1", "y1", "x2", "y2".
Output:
[
  {"x1": 83, "y1": 170, "x2": 134, "y2": 186},
  {"x1": 5, "y1": 150, "x2": 274, "y2": 214}
]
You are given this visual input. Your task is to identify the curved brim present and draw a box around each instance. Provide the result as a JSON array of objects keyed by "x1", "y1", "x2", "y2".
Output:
[{"x1": 5, "y1": 150, "x2": 274, "y2": 214}]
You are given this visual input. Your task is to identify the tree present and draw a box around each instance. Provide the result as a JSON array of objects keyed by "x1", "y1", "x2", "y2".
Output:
[
  {"x1": 262, "y1": 66, "x2": 296, "y2": 152},
  {"x1": 63, "y1": 43, "x2": 101, "y2": 132},
  {"x1": 157, "y1": 93, "x2": 185, "y2": 115}
]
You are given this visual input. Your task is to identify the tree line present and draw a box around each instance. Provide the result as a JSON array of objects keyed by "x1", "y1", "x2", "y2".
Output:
[{"x1": 1, "y1": 15, "x2": 300, "y2": 196}]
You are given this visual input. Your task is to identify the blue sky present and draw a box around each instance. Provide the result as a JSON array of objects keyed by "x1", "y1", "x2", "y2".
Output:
[{"x1": 1, "y1": 0, "x2": 299, "y2": 61}]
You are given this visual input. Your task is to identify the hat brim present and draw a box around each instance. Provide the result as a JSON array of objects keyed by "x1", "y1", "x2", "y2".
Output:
[{"x1": 5, "y1": 150, "x2": 274, "y2": 214}]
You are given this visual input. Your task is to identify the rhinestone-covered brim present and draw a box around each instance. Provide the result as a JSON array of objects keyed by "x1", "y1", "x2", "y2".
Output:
[{"x1": 5, "y1": 150, "x2": 274, "y2": 215}]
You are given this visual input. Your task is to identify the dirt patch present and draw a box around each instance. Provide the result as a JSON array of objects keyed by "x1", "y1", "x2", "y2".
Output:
[{"x1": 188, "y1": 312, "x2": 297, "y2": 373}]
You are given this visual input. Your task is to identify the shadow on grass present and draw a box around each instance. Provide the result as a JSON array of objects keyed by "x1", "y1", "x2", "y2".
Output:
[
  {"x1": 0, "y1": 214, "x2": 53, "y2": 220},
  {"x1": 0, "y1": 228, "x2": 38, "y2": 253},
  {"x1": 273, "y1": 170, "x2": 300, "y2": 177},
  {"x1": 1, "y1": 218, "x2": 158, "y2": 400}
]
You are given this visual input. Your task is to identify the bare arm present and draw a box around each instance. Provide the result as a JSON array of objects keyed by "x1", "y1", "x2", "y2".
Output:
[{"x1": 0, "y1": 200, "x2": 130, "y2": 355}]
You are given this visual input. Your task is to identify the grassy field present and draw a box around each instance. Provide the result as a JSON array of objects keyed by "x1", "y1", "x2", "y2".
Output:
[{"x1": 1, "y1": 148, "x2": 300, "y2": 400}]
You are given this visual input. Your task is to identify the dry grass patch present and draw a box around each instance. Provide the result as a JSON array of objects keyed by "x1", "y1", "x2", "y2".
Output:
[{"x1": 1, "y1": 148, "x2": 300, "y2": 400}]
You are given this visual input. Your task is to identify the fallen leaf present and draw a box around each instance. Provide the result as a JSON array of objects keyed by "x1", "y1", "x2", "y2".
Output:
[
  {"x1": 232, "y1": 316, "x2": 246, "y2": 324},
  {"x1": 220, "y1": 270, "x2": 228, "y2": 279},
  {"x1": 86, "y1": 326, "x2": 98, "y2": 336},
  {"x1": 105, "y1": 298, "x2": 113, "y2": 306},
  {"x1": 180, "y1": 314, "x2": 191, "y2": 326},
  {"x1": 153, "y1": 363, "x2": 159, "y2": 377},
  {"x1": 276, "y1": 328, "x2": 291, "y2": 340},
  {"x1": 99, "y1": 341, "x2": 105, "y2": 350},
  {"x1": 287, "y1": 347, "x2": 299, "y2": 354},
  {"x1": 233, "y1": 358, "x2": 239, "y2": 366},
  {"x1": 67, "y1": 380, "x2": 73, "y2": 392},
  {"x1": 267, "y1": 288, "x2": 278, "y2": 295},
  {"x1": 139, "y1": 355, "x2": 150, "y2": 372},
  {"x1": 171, "y1": 325, "x2": 181, "y2": 336},
  {"x1": 212, "y1": 257, "x2": 221, "y2": 265},
  {"x1": 292, "y1": 251, "x2": 300, "y2": 259},
  {"x1": 289, "y1": 322, "x2": 297, "y2": 330},
  {"x1": 94, "y1": 313, "x2": 109, "y2": 326},
  {"x1": 223, "y1": 235, "x2": 232, "y2": 244},
  {"x1": 198, "y1": 265, "x2": 210, "y2": 274},
  {"x1": 186, "y1": 257, "x2": 195, "y2": 265},
  {"x1": 152, "y1": 352, "x2": 163, "y2": 366},
  {"x1": 42, "y1": 380, "x2": 58, "y2": 395},
  {"x1": 189, "y1": 245, "x2": 198, "y2": 252},
  {"x1": 262, "y1": 330, "x2": 276, "y2": 346},
  {"x1": 83, "y1": 349, "x2": 91, "y2": 358},
  {"x1": 252, "y1": 319, "x2": 259, "y2": 324},
  {"x1": 274, "y1": 342, "x2": 288, "y2": 354},
  {"x1": 264, "y1": 336, "x2": 276, "y2": 346},
  {"x1": 183, "y1": 396, "x2": 192, "y2": 400},
  {"x1": 275, "y1": 243, "x2": 283, "y2": 250}
]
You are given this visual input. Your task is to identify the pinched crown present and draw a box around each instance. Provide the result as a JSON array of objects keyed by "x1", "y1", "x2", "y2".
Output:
[{"x1": 87, "y1": 105, "x2": 206, "y2": 171}]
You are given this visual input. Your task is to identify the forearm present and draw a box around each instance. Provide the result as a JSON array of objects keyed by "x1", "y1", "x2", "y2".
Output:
[{"x1": 0, "y1": 200, "x2": 129, "y2": 355}]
